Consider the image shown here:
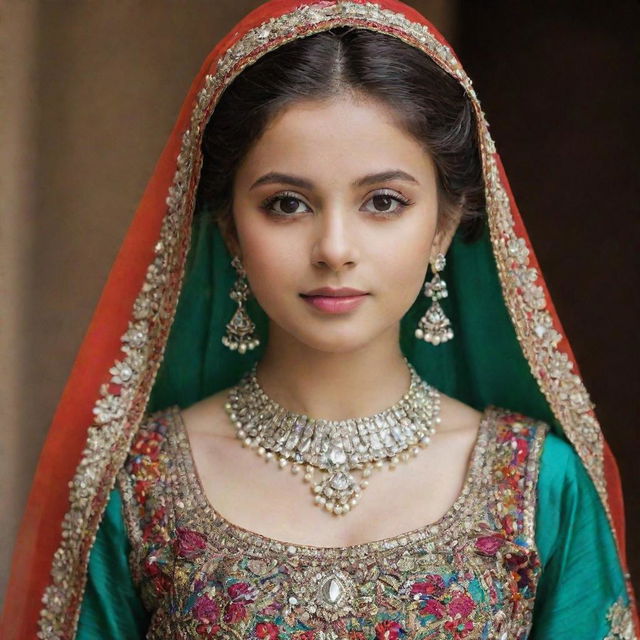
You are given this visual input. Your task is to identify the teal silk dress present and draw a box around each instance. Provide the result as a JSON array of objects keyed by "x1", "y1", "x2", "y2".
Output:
[{"x1": 76, "y1": 406, "x2": 630, "y2": 639}]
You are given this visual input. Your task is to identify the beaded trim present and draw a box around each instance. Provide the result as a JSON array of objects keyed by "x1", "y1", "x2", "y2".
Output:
[
  {"x1": 605, "y1": 597, "x2": 637, "y2": 640},
  {"x1": 36, "y1": 1, "x2": 622, "y2": 638}
]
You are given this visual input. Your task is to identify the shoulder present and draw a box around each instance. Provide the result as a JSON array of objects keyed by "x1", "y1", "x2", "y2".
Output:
[
  {"x1": 481, "y1": 407, "x2": 550, "y2": 509},
  {"x1": 436, "y1": 398, "x2": 550, "y2": 471},
  {"x1": 179, "y1": 387, "x2": 234, "y2": 439},
  {"x1": 536, "y1": 427, "x2": 600, "y2": 505},
  {"x1": 538, "y1": 428, "x2": 582, "y2": 476},
  {"x1": 117, "y1": 407, "x2": 182, "y2": 513},
  {"x1": 123, "y1": 406, "x2": 181, "y2": 471},
  {"x1": 117, "y1": 408, "x2": 183, "y2": 547},
  {"x1": 483, "y1": 406, "x2": 550, "y2": 459}
]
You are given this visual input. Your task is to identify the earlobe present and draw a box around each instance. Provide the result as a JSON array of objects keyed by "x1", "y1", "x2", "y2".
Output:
[{"x1": 430, "y1": 224, "x2": 457, "y2": 263}]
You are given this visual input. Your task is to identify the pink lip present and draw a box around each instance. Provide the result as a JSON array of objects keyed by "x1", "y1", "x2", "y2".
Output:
[
  {"x1": 301, "y1": 294, "x2": 368, "y2": 314},
  {"x1": 302, "y1": 286, "x2": 367, "y2": 297}
]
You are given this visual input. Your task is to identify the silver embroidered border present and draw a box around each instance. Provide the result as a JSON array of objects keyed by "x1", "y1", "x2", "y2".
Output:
[{"x1": 605, "y1": 596, "x2": 637, "y2": 640}]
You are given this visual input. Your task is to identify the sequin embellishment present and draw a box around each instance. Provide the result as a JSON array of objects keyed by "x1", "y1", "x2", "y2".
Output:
[{"x1": 605, "y1": 596, "x2": 635, "y2": 640}]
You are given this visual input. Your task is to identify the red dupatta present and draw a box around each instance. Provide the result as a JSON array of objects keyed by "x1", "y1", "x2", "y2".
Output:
[{"x1": 1, "y1": 1, "x2": 636, "y2": 637}]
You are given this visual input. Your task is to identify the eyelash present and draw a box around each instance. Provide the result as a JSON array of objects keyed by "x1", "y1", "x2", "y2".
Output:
[{"x1": 260, "y1": 189, "x2": 414, "y2": 219}]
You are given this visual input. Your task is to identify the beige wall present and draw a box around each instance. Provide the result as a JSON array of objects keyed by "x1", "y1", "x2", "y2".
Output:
[
  {"x1": 0, "y1": 0, "x2": 453, "y2": 602},
  {"x1": 1, "y1": 0, "x2": 38, "y2": 606}
]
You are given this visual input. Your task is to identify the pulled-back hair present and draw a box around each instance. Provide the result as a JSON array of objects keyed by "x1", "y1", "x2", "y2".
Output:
[{"x1": 197, "y1": 26, "x2": 485, "y2": 243}]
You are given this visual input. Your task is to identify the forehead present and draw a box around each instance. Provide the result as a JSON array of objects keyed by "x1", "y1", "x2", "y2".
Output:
[{"x1": 235, "y1": 94, "x2": 436, "y2": 187}]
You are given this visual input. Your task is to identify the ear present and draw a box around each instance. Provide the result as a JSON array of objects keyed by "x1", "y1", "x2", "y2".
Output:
[
  {"x1": 217, "y1": 213, "x2": 242, "y2": 259},
  {"x1": 430, "y1": 221, "x2": 457, "y2": 263}
]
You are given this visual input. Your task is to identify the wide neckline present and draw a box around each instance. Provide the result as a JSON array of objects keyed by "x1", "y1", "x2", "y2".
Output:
[{"x1": 169, "y1": 404, "x2": 496, "y2": 556}]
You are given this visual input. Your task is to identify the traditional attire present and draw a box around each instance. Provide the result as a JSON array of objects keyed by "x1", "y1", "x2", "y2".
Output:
[{"x1": 2, "y1": 1, "x2": 637, "y2": 639}]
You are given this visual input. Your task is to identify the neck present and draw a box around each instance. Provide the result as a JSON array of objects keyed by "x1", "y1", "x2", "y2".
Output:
[{"x1": 255, "y1": 321, "x2": 410, "y2": 420}]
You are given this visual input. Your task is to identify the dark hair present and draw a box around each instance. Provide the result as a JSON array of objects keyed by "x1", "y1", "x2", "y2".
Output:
[{"x1": 196, "y1": 26, "x2": 485, "y2": 243}]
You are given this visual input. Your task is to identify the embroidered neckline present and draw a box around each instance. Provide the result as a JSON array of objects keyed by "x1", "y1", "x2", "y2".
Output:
[{"x1": 168, "y1": 404, "x2": 497, "y2": 557}]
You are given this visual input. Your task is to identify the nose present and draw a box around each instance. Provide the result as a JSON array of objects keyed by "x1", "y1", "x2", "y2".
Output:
[{"x1": 310, "y1": 208, "x2": 359, "y2": 271}]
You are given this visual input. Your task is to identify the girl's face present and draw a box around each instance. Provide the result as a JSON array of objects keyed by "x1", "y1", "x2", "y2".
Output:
[{"x1": 231, "y1": 94, "x2": 442, "y2": 354}]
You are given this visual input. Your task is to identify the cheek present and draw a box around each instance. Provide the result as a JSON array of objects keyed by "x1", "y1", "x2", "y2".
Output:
[
  {"x1": 235, "y1": 218, "x2": 298, "y2": 299},
  {"x1": 386, "y1": 241, "x2": 431, "y2": 306},
  {"x1": 377, "y1": 216, "x2": 436, "y2": 299}
]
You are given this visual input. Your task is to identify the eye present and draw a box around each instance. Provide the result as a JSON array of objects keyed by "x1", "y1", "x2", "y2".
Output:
[
  {"x1": 362, "y1": 189, "x2": 413, "y2": 216},
  {"x1": 261, "y1": 191, "x2": 311, "y2": 217}
]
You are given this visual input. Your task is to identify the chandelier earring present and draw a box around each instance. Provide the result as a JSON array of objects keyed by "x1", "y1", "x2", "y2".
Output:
[
  {"x1": 415, "y1": 252, "x2": 454, "y2": 345},
  {"x1": 221, "y1": 255, "x2": 260, "y2": 354}
]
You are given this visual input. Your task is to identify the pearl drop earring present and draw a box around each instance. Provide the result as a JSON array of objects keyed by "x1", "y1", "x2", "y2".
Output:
[{"x1": 415, "y1": 253, "x2": 454, "y2": 345}]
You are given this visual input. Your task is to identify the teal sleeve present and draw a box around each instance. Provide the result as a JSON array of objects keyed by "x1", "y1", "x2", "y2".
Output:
[
  {"x1": 76, "y1": 488, "x2": 150, "y2": 639},
  {"x1": 531, "y1": 431, "x2": 630, "y2": 638}
]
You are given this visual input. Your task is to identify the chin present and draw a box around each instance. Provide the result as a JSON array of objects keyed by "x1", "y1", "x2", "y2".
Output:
[{"x1": 288, "y1": 326, "x2": 382, "y2": 354}]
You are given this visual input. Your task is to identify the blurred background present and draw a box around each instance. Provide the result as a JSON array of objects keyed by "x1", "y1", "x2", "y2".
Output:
[{"x1": 1, "y1": 0, "x2": 638, "y2": 601}]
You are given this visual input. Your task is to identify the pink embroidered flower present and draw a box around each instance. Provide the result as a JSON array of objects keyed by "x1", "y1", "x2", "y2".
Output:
[
  {"x1": 193, "y1": 595, "x2": 220, "y2": 623},
  {"x1": 175, "y1": 528, "x2": 207, "y2": 558},
  {"x1": 223, "y1": 601, "x2": 247, "y2": 624},
  {"x1": 196, "y1": 622, "x2": 221, "y2": 638},
  {"x1": 255, "y1": 621, "x2": 281, "y2": 639},
  {"x1": 447, "y1": 593, "x2": 475, "y2": 618},
  {"x1": 421, "y1": 598, "x2": 446, "y2": 618},
  {"x1": 474, "y1": 535, "x2": 506, "y2": 557},
  {"x1": 410, "y1": 574, "x2": 445, "y2": 597},
  {"x1": 374, "y1": 620, "x2": 406, "y2": 639},
  {"x1": 293, "y1": 632, "x2": 316, "y2": 640},
  {"x1": 228, "y1": 581, "x2": 256, "y2": 601}
]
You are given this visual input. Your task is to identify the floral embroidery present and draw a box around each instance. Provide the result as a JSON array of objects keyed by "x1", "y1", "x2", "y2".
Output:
[
  {"x1": 224, "y1": 581, "x2": 258, "y2": 624},
  {"x1": 411, "y1": 574, "x2": 446, "y2": 599},
  {"x1": 255, "y1": 621, "x2": 281, "y2": 639},
  {"x1": 374, "y1": 619, "x2": 406, "y2": 639},
  {"x1": 474, "y1": 534, "x2": 506, "y2": 556},
  {"x1": 118, "y1": 406, "x2": 548, "y2": 639},
  {"x1": 175, "y1": 527, "x2": 208, "y2": 558}
]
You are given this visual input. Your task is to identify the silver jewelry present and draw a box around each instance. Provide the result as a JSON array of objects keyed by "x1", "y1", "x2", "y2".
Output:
[
  {"x1": 221, "y1": 256, "x2": 260, "y2": 354},
  {"x1": 224, "y1": 357, "x2": 440, "y2": 516},
  {"x1": 415, "y1": 252, "x2": 454, "y2": 345}
]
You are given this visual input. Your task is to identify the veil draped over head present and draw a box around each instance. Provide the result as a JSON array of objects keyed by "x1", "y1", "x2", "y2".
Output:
[{"x1": 2, "y1": 1, "x2": 637, "y2": 638}]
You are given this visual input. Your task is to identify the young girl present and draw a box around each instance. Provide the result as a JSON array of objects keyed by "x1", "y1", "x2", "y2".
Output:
[{"x1": 3, "y1": 1, "x2": 636, "y2": 638}]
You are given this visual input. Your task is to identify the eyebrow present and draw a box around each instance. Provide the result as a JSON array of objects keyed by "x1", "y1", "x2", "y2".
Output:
[{"x1": 249, "y1": 169, "x2": 420, "y2": 191}]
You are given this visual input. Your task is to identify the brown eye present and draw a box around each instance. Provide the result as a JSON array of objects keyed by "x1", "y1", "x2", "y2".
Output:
[
  {"x1": 372, "y1": 194, "x2": 394, "y2": 211},
  {"x1": 261, "y1": 192, "x2": 311, "y2": 217},
  {"x1": 363, "y1": 190, "x2": 412, "y2": 216},
  {"x1": 279, "y1": 196, "x2": 302, "y2": 214}
]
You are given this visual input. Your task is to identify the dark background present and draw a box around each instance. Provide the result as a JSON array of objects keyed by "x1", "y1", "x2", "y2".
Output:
[{"x1": 457, "y1": 1, "x2": 639, "y2": 592}]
